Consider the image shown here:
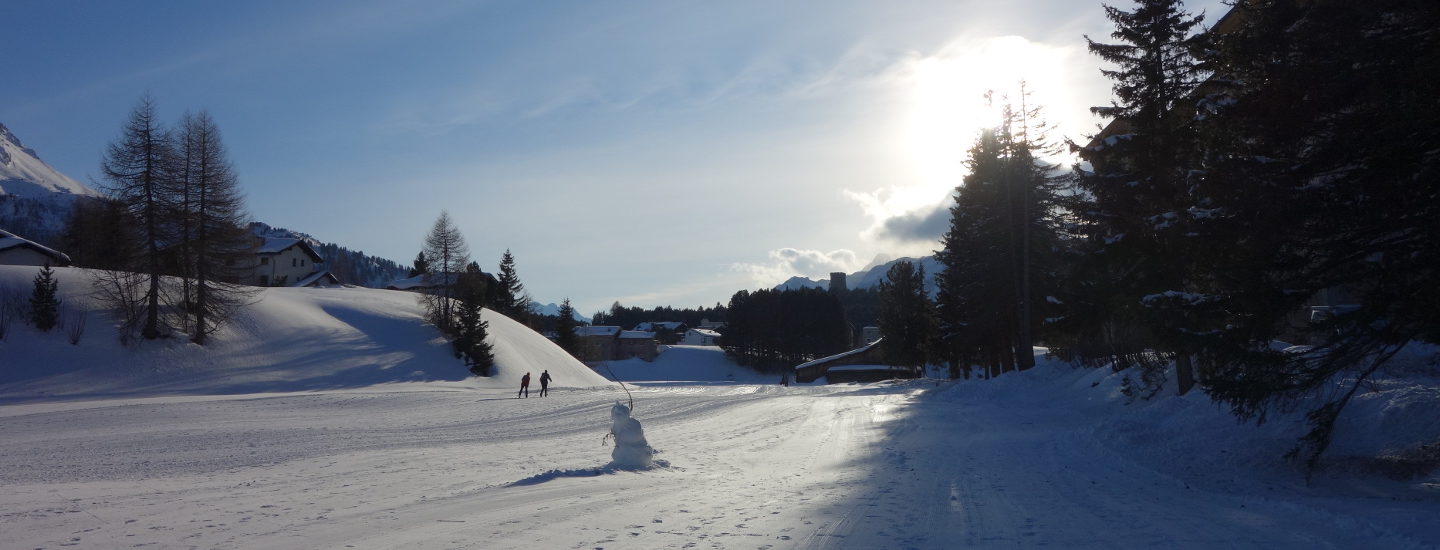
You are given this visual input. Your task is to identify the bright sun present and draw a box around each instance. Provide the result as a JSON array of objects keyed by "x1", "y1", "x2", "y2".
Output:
[{"x1": 885, "y1": 35, "x2": 1079, "y2": 221}]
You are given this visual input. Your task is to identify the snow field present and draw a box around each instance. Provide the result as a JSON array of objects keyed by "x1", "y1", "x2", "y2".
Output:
[
  {"x1": 2, "y1": 266, "x2": 1437, "y2": 548},
  {"x1": 0, "y1": 265, "x2": 608, "y2": 402},
  {"x1": 5, "y1": 375, "x2": 1435, "y2": 549}
]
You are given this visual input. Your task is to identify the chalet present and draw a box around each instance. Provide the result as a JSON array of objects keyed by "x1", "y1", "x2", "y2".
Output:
[
  {"x1": 386, "y1": 272, "x2": 456, "y2": 291},
  {"x1": 575, "y1": 326, "x2": 622, "y2": 362},
  {"x1": 793, "y1": 339, "x2": 920, "y2": 384},
  {"x1": 618, "y1": 330, "x2": 658, "y2": 361},
  {"x1": 635, "y1": 321, "x2": 686, "y2": 332},
  {"x1": 253, "y1": 237, "x2": 323, "y2": 287},
  {"x1": 295, "y1": 270, "x2": 343, "y2": 288},
  {"x1": 635, "y1": 321, "x2": 686, "y2": 344},
  {"x1": 570, "y1": 326, "x2": 660, "y2": 362},
  {"x1": 681, "y1": 328, "x2": 720, "y2": 346},
  {"x1": 0, "y1": 229, "x2": 70, "y2": 266}
]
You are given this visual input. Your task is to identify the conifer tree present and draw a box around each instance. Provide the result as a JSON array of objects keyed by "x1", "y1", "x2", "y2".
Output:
[
  {"x1": 1074, "y1": 0, "x2": 1208, "y2": 392},
  {"x1": 719, "y1": 288, "x2": 849, "y2": 371},
  {"x1": 935, "y1": 94, "x2": 1069, "y2": 378},
  {"x1": 61, "y1": 197, "x2": 137, "y2": 271},
  {"x1": 175, "y1": 111, "x2": 255, "y2": 345},
  {"x1": 407, "y1": 251, "x2": 429, "y2": 278},
  {"x1": 495, "y1": 249, "x2": 531, "y2": 321},
  {"x1": 877, "y1": 260, "x2": 932, "y2": 371},
  {"x1": 29, "y1": 264, "x2": 60, "y2": 332},
  {"x1": 553, "y1": 298, "x2": 580, "y2": 357},
  {"x1": 454, "y1": 262, "x2": 496, "y2": 375},
  {"x1": 421, "y1": 211, "x2": 469, "y2": 331},
  {"x1": 100, "y1": 94, "x2": 177, "y2": 340},
  {"x1": 1189, "y1": 0, "x2": 1440, "y2": 471}
]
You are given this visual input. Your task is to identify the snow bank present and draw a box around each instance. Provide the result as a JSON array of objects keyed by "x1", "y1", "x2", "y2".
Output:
[
  {"x1": 0, "y1": 265, "x2": 609, "y2": 402},
  {"x1": 934, "y1": 349, "x2": 1440, "y2": 495}
]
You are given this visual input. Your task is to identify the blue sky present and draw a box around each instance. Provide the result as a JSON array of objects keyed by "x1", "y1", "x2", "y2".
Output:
[{"x1": 2, "y1": 0, "x2": 1225, "y2": 315}]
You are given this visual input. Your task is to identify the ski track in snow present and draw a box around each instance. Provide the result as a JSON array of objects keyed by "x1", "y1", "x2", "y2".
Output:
[{"x1": 1, "y1": 381, "x2": 1436, "y2": 549}]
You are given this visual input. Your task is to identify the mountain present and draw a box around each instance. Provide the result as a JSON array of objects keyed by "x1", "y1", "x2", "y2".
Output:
[
  {"x1": 0, "y1": 123, "x2": 96, "y2": 198},
  {"x1": 0, "y1": 122, "x2": 99, "y2": 244},
  {"x1": 248, "y1": 222, "x2": 408, "y2": 288},
  {"x1": 775, "y1": 275, "x2": 827, "y2": 291},
  {"x1": 773, "y1": 254, "x2": 941, "y2": 296},
  {"x1": 530, "y1": 302, "x2": 592, "y2": 323}
]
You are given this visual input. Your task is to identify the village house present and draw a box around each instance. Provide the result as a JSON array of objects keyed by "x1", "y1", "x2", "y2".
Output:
[
  {"x1": 295, "y1": 270, "x2": 343, "y2": 288},
  {"x1": 618, "y1": 330, "x2": 658, "y2": 361},
  {"x1": 570, "y1": 326, "x2": 660, "y2": 362},
  {"x1": 635, "y1": 321, "x2": 686, "y2": 344},
  {"x1": 253, "y1": 236, "x2": 323, "y2": 287},
  {"x1": 0, "y1": 229, "x2": 70, "y2": 267},
  {"x1": 681, "y1": 328, "x2": 720, "y2": 346},
  {"x1": 385, "y1": 272, "x2": 457, "y2": 292},
  {"x1": 574, "y1": 326, "x2": 622, "y2": 362}
]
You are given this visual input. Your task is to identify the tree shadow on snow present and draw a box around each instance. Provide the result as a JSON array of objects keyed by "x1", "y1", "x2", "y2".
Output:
[{"x1": 506, "y1": 459, "x2": 673, "y2": 487}]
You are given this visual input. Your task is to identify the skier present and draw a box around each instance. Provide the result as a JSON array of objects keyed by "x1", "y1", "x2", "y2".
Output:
[
  {"x1": 539, "y1": 370, "x2": 552, "y2": 397},
  {"x1": 518, "y1": 372, "x2": 531, "y2": 398}
]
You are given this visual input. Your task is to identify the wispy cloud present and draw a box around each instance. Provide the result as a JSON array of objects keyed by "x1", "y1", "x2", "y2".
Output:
[{"x1": 729, "y1": 248, "x2": 862, "y2": 288}]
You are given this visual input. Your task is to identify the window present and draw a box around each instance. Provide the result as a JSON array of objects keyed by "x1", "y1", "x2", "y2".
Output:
[
  {"x1": 259, "y1": 275, "x2": 269, "y2": 286},
  {"x1": 292, "y1": 258, "x2": 298, "y2": 267},
  {"x1": 261, "y1": 257, "x2": 269, "y2": 265}
]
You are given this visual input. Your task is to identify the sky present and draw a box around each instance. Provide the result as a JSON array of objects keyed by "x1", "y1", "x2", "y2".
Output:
[{"x1": 1, "y1": 0, "x2": 1226, "y2": 315}]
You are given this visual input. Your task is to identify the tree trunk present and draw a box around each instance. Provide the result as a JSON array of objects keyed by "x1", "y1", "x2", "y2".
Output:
[{"x1": 1175, "y1": 353, "x2": 1194, "y2": 395}]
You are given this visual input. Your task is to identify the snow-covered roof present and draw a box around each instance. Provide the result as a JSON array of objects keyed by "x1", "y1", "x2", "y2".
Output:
[
  {"x1": 256, "y1": 237, "x2": 323, "y2": 262},
  {"x1": 0, "y1": 229, "x2": 71, "y2": 265},
  {"x1": 385, "y1": 272, "x2": 459, "y2": 290},
  {"x1": 295, "y1": 270, "x2": 342, "y2": 288},
  {"x1": 635, "y1": 321, "x2": 685, "y2": 331},
  {"x1": 793, "y1": 338, "x2": 883, "y2": 371},
  {"x1": 688, "y1": 328, "x2": 721, "y2": 337},
  {"x1": 619, "y1": 330, "x2": 656, "y2": 340},
  {"x1": 575, "y1": 326, "x2": 621, "y2": 337}
]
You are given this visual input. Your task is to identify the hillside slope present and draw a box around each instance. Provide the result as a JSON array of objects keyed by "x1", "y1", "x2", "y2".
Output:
[
  {"x1": 0, "y1": 122, "x2": 95, "y2": 198},
  {"x1": 0, "y1": 265, "x2": 610, "y2": 402},
  {"x1": 0, "y1": 122, "x2": 98, "y2": 243}
]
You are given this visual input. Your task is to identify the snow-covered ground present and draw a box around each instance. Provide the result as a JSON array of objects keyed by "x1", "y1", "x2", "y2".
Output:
[
  {"x1": 0, "y1": 266, "x2": 608, "y2": 402},
  {"x1": 2, "y1": 266, "x2": 1437, "y2": 548}
]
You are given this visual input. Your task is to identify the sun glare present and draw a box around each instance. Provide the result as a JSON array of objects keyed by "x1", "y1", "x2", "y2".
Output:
[{"x1": 892, "y1": 35, "x2": 1076, "y2": 215}]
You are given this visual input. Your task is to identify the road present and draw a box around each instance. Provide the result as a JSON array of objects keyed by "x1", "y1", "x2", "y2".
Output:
[{"x1": 0, "y1": 381, "x2": 1432, "y2": 549}]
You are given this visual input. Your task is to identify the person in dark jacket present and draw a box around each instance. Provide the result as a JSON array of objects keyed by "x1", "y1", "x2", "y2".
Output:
[
  {"x1": 518, "y1": 372, "x2": 531, "y2": 398},
  {"x1": 539, "y1": 370, "x2": 552, "y2": 397}
]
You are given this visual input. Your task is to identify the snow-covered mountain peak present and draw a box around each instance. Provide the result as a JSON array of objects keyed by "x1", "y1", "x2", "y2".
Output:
[
  {"x1": 771, "y1": 255, "x2": 940, "y2": 296},
  {"x1": 0, "y1": 121, "x2": 98, "y2": 198}
]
